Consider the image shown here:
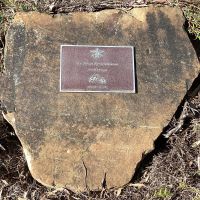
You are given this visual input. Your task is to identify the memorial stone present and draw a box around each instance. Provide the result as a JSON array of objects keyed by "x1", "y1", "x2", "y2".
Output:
[{"x1": 0, "y1": 7, "x2": 199, "y2": 191}]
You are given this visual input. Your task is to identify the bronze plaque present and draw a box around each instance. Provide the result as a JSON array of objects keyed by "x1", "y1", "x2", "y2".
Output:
[{"x1": 60, "y1": 45, "x2": 135, "y2": 93}]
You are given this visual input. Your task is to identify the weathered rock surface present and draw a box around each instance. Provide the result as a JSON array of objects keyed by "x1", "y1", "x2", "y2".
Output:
[{"x1": 1, "y1": 7, "x2": 199, "y2": 191}]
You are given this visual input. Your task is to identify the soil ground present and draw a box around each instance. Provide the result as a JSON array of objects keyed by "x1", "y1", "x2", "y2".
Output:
[{"x1": 0, "y1": 0, "x2": 200, "y2": 199}]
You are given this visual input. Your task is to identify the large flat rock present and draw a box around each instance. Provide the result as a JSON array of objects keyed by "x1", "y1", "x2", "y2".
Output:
[{"x1": 1, "y1": 7, "x2": 199, "y2": 191}]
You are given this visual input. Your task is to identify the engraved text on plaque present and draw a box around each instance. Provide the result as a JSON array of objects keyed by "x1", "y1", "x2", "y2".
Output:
[{"x1": 60, "y1": 45, "x2": 135, "y2": 93}]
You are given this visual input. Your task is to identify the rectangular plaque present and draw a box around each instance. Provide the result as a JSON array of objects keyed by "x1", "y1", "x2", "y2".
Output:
[{"x1": 60, "y1": 45, "x2": 135, "y2": 93}]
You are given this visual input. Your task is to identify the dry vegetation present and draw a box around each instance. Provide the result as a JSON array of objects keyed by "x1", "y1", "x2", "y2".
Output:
[
  {"x1": 0, "y1": 95, "x2": 199, "y2": 199},
  {"x1": 0, "y1": 0, "x2": 200, "y2": 199}
]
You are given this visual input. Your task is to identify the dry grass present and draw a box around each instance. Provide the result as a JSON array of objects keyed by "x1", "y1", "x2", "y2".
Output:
[
  {"x1": 0, "y1": 0, "x2": 199, "y2": 72},
  {"x1": 0, "y1": 94, "x2": 200, "y2": 199},
  {"x1": 0, "y1": 0, "x2": 200, "y2": 199}
]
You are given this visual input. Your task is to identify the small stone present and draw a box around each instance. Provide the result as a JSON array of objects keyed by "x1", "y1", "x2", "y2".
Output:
[{"x1": 1, "y1": 7, "x2": 199, "y2": 191}]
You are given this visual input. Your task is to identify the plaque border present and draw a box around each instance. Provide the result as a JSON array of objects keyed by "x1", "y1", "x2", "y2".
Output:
[{"x1": 60, "y1": 45, "x2": 135, "y2": 93}]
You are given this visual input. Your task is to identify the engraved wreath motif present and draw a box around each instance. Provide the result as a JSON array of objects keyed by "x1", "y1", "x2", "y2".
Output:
[{"x1": 88, "y1": 74, "x2": 107, "y2": 85}]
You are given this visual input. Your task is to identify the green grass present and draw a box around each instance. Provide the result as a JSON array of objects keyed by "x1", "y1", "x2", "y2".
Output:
[
  {"x1": 0, "y1": 1, "x2": 200, "y2": 37},
  {"x1": 154, "y1": 187, "x2": 173, "y2": 199},
  {"x1": 0, "y1": 1, "x2": 199, "y2": 45},
  {"x1": 183, "y1": 5, "x2": 200, "y2": 40},
  {"x1": 0, "y1": 2, "x2": 199, "y2": 199}
]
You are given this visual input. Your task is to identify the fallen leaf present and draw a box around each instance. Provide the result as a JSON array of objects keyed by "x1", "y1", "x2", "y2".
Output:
[
  {"x1": 0, "y1": 144, "x2": 5, "y2": 151},
  {"x1": 192, "y1": 140, "x2": 200, "y2": 148},
  {"x1": 1, "y1": 180, "x2": 8, "y2": 186},
  {"x1": 115, "y1": 188, "x2": 122, "y2": 197},
  {"x1": 129, "y1": 183, "x2": 146, "y2": 188}
]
